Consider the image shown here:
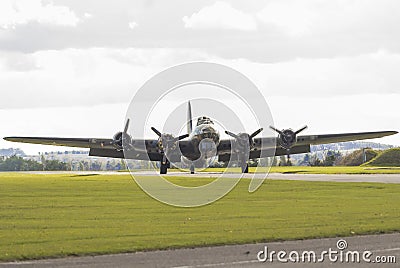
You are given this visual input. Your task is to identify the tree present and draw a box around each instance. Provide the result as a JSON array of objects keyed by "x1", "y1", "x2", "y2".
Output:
[
  {"x1": 337, "y1": 148, "x2": 377, "y2": 166},
  {"x1": 44, "y1": 160, "x2": 67, "y2": 171},
  {"x1": 299, "y1": 154, "x2": 310, "y2": 166},
  {"x1": 278, "y1": 156, "x2": 287, "y2": 166},
  {"x1": 0, "y1": 156, "x2": 43, "y2": 171},
  {"x1": 120, "y1": 159, "x2": 127, "y2": 170},
  {"x1": 308, "y1": 154, "x2": 322, "y2": 166},
  {"x1": 322, "y1": 150, "x2": 342, "y2": 166}
]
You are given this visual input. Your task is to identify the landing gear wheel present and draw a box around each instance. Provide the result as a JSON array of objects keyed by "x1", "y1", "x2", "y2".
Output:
[{"x1": 160, "y1": 159, "x2": 169, "y2": 174}]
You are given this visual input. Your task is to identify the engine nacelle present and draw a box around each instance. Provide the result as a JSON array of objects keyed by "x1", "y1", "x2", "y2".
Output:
[
  {"x1": 157, "y1": 134, "x2": 176, "y2": 151},
  {"x1": 270, "y1": 125, "x2": 307, "y2": 151},
  {"x1": 277, "y1": 129, "x2": 297, "y2": 149},
  {"x1": 113, "y1": 131, "x2": 123, "y2": 150}
]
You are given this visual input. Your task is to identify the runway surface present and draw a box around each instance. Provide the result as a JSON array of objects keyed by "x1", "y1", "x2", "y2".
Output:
[
  {"x1": 260, "y1": 173, "x2": 400, "y2": 183},
  {"x1": 1, "y1": 233, "x2": 398, "y2": 267},
  {"x1": 131, "y1": 171, "x2": 400, "y2": 184},
  {"x1": 22, "y1": 171, "x2": 400, "y2": 183}
]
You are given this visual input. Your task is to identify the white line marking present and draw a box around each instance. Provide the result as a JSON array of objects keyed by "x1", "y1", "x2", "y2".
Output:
[{"x1": 372, "y1": 247, "x2": 400, "y2": 253}]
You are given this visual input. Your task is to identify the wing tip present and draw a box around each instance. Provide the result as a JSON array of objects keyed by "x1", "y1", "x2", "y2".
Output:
[
  {"x1": 386, "y1": 131, "x2": 398, "y2": 136},
  {"x1": 4, "y1": 137, "x2": 33, "y2": 142}
]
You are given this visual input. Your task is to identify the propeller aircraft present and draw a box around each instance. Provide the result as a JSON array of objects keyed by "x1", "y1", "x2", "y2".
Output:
[{"x1": 4, "y1": 101, "x2": 398, "y2": 174}]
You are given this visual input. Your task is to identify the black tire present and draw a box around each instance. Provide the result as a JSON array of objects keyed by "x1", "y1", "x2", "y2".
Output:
[
  {"x1": 160, "y1": 164, "x2": 168, "y2": 174},
  {"x1": 242, "y1": 163, "x2": 249, "y2": 173},
  {"x1": 190, "y1": 164, "x2": 195, "y2": 174}
]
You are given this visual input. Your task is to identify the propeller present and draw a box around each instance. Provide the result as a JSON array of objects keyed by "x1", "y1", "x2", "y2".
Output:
[
  {"x1": 124, "y1": 118, "x2": 130, "y2": 133},
  {"x1": 112, "y1": 119, "x2": 131, "y2": 149},
  {"x1": 151, "y1": 127, "x2": 189, "y2": 143},
  {"x1": 225, "y1": 128, "x2": 263, "y2": 150},
  {"x1": 269, "y1": 125, "x2": 307, "y2": 150},
  {"x1": 225, "y1": 128, "x2": 263, "y2": 173},
  {"x1": 151, "y1": 127, "x2": 189, "y2": 164}
]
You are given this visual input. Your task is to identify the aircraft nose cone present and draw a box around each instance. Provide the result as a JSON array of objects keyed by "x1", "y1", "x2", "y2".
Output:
[
  {"x1": 201, "y1": 126, "x2": 213, "y2": 133},
  {"x1": 199, "y1": 126, "x2": 220, "y2": 145},
  {"x1": 201, "y1": 127, "x2": 214, "y2": 138}
]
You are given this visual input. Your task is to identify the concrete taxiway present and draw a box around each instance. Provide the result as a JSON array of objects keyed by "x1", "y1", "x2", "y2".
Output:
[
  {"x1": 22, "y1": 171, "x2": 400, "y2": 183},
  {"x1": 129, "y1": 171, "x2": 400, "y2": 184},
  {"x1": 1, "y1": 233, "x2": 398, "y2": 267}
]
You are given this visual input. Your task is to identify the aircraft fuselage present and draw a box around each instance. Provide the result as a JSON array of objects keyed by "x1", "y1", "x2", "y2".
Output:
[{"x1": 184, "y1": 116, "x2": 220, "y2": 161}]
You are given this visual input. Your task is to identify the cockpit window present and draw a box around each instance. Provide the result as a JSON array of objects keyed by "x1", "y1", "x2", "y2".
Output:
[{"x1": 196, "y1": 116, "x2": 214, "y2": 126}]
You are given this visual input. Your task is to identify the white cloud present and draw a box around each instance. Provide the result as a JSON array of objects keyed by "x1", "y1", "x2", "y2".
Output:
[
  {"x1": 182, "y1": 1, "x2": 257, "y2": 31},
  {"x1": 257, "y1": 1, "x2": 317, "y2": 36},
  {"x1": 0, "y1": 47, "x2": 212, "y2": 109},
  {"x1": 257, "y1": 0, "x2": 400, "y2": 37},
  {"x1": 83, "y1": 12, "x2": 93, "y2": 19},
  {"x1": 0, "y1": 46, "x2": 399, "y2": 112},
  {"x1": 224, "y1": 49, "x2": 400, "y2": 97},
  {"x1": 0, "y1": 0, "x2": 80, "y2": 29},
  {"x1": 128, "y1": 21, "x2": 138, "y2": 29}
]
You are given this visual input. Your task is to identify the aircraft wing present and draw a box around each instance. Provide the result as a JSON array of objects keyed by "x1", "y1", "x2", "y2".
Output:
[
  {"x1": 295, "y1": 131, "x2": 398, "y2": 145},
  {"x1": 4, "y1": 136, "x2": 116, "y2": 149},
  {"x1": 217, "y1": 130, "x2": 397, "y2": 161},
  {"x1": 3, "y1": 136, "x2": 163, "y2": 161}
]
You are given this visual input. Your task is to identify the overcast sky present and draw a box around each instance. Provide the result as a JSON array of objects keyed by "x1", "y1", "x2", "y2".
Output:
[{"x1": 0, "y1": 0, "x2": 399, "y2": 154}]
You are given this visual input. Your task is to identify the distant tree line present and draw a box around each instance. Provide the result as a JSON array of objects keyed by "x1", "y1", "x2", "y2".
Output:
[
  {"x1": 43, "y1": 150, "x2": 88, "y2": 155},
  {"x1": 0, "y1": 147, "x2": 389, "y2": 171},
  {"x1": 0, "y1": 155, "x2": 129, "y2": 171},
  {"x1": 0, "y1": 156, "x2": 67, "y2": 171},
  {"x1": 298, "y1": 150, "x2": 343, "y2": 166}
]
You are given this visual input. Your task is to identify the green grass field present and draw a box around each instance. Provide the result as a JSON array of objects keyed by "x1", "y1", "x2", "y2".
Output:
[
  {"x1": 201, "y1": 166, "x2": 400, "y2": 174},
  {"x1": 0, "y1": 172, "x2": 399, "y2": 261}
]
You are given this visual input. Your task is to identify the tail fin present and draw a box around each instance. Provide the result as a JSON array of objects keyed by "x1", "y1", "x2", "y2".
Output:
[{"x1": 187, "y1": 101, "x2": 193, "y2": 134}]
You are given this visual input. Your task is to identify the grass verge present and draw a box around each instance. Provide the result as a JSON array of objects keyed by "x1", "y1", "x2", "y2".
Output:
[{"x1": 0, "y1": 172, "x2": 399, "y2": 261}]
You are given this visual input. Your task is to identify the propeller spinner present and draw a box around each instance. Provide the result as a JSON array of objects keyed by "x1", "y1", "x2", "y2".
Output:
[{"x1": 269, "y1": 125, "x2": 307, "y2": 150}]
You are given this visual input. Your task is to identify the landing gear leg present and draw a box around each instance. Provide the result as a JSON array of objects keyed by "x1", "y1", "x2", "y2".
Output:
[
  {"x1": 286, "y1": 149, "x2": 291, "y2": 165},
  {"x1": 190, "y1": 164, "x2": 195, "y2": 174},
  {"x1": 240, "y1": 158, "x2": 249, "y2": 173},
  {"x1": 241, "y1": 163, "x2": 249, "y2": 173},
  {"x1": 160, "y1": 157, "x2": 169, "y2": 174}
]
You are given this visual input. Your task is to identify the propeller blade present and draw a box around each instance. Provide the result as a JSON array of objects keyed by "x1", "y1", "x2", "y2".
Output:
[
  {"x1": 172, "y1": 134, "x2": 189, "y2": 142},
  {"x1": 225, "y1": 130, "x2": 239, "y2": 139},
  {"x1": 294, "y1": 125, "x2": 308, "y2": 134},
  {"x1": 151, "y1": 127, "x2": 162, "y2": 137},
  {"x1": 187, "y1": 101, "x2": 193, "y2": 134},
  {"x1": 124, "y1": 118, "x2": 130, "y2": 133},
  {"x1": 269, "y1": 126, "x2": 283, "y2": 135},
  {"x1": 250, "y1": 128, "x2": 263, "y2": 138},
  {"x1": 178, "y1": 134, "x2": 189, "y2": 140}
]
